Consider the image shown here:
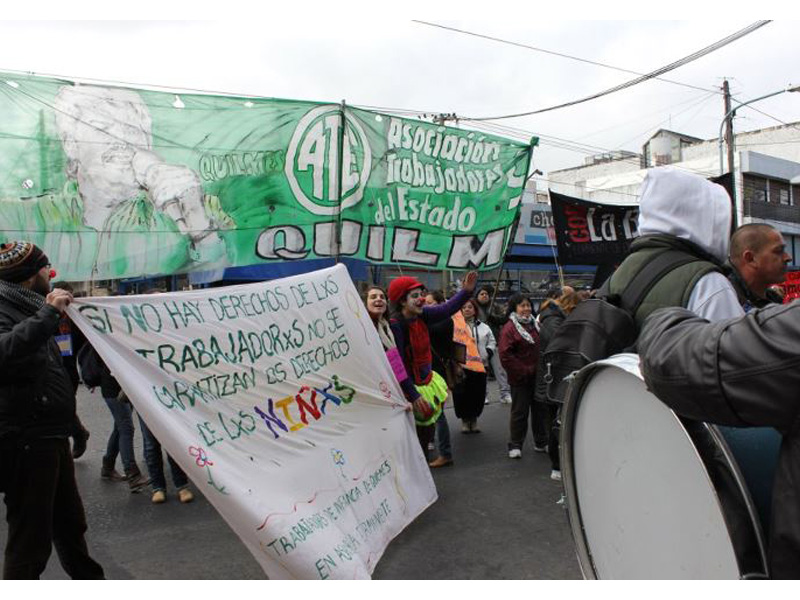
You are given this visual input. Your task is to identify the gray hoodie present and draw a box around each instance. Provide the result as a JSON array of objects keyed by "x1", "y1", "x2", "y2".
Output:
[{"x1": 637, "y1": 167, "x2": 743, "y2": 322}]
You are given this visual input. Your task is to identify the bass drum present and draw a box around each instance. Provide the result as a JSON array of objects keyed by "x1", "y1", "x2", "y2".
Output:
[{"x1": 561, "y1": 354, "x2": 769, "y2": 579}]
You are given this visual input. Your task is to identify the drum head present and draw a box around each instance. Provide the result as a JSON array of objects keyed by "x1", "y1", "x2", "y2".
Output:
[{"x1": 562, "y1": 355, "x2": 765, "y2": 579}]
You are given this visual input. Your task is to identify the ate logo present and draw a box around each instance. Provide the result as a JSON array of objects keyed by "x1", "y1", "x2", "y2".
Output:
[{"x1": 285, "y1": 105, "x2": 372, "y2": 216}]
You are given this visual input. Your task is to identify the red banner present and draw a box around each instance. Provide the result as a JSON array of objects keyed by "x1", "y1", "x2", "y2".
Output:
[{"x1": 779, "y1": 271, "x2": 800, "y2": 304}]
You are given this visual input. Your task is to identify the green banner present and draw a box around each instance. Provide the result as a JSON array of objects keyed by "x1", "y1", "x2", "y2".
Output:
[{"x1": 0, "y1": 72, "x2": 534, "y2": 280}]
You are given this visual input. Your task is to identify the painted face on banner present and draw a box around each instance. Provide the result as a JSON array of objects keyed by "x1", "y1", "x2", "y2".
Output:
[{"x1": 54, "y1": 86, "x2": 153, "y2": 220}]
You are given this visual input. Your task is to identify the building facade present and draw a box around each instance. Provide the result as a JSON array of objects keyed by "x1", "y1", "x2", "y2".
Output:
[{"x1": 548, "y1": 123, "x2": 800, "y2": 267}]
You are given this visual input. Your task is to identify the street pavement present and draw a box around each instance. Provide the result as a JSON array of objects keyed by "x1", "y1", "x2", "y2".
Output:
[{"x1": 0, "y1": 381, "x2": 581, "y2": 580}]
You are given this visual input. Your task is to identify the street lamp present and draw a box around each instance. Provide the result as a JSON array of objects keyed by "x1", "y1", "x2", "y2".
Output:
[{"x1": 718, "y1": 85, "x2": 800, "y2": 175}]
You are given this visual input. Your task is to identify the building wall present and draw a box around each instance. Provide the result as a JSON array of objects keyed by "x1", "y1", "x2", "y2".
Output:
[{"x1": 545, "y1": 123, "x2": 800, "y2": 267}]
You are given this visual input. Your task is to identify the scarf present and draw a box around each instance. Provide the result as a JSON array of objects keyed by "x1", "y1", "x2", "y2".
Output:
[
  {"x1": 0, "y1": 280, "x2": 45, "y2": 316},
  {"x1": 375, "y1": 317, "x2": 397, "y2": 351},
  {"x1": 509, "y1": 312, "x2": 537, "y2": 345}
]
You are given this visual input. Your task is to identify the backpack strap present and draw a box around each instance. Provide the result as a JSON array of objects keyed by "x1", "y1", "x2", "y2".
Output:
[{"x1": 619, "y1": 249, "x2": 700, "y2": 315}]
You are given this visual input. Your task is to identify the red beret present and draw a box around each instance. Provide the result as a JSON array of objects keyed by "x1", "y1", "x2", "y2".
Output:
[{"x1": 388, "y1": 276, "x2": 424, "y2": 305}]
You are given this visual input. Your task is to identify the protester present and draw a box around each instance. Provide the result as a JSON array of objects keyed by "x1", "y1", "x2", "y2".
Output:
[
  {"x1": 138, "y1": 288, "x2": 194, "y2": 505},
  {"x1": 138, "y1": 419, "x2": 194, "y2": 504},
  {"x1": 97, "y1": 358, "x2": 150, "y2": 491},
  {"x1": 498, "y1": 293, "x2": 542, "y2": 459},
  {"x1": 365, "y1": 286, "x2": 396, "y2": 353},
  {"x1": 727, "y1": 223, "x2": 791, "y2": 311},
  {"x1": 639, "y1": 302, "x2": 800, "y2": 579},
  {"x1": 424, "y1": 290, "x2": 459, "y2": 468},
  {"x1": 474, "y1": 285, "x2": 511, "y2": 404},
  {"x1": 51, "y1": 280, "x2": 91, "y2": 459},
  {"x1": 606, "y1": 167, "x2": 744, "y2": 324},
  {"x1": 388, "y1": 272, "x2": 477, "y2": 461},
  {"x1": 533, "y1": 288, "x2": 582, "y2": 480},
  {"x1": 0, "y1": 241, "x2": 104, "y2": 579},
  {"x1": 451, "y1": 299, "x2": 493, "y2": 434}
]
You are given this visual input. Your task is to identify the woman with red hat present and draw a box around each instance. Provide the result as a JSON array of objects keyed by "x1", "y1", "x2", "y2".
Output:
[{"x1": 388, "y1": 272, "x2": 477, "y2": 459}]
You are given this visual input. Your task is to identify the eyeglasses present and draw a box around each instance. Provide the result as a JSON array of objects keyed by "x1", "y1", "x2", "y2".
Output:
[{"x1": 407, "y1": 289, "x2": 427, "y2": 300}]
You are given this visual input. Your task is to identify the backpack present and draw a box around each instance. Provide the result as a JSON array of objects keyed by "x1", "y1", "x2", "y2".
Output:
[
  {"x1": 77, "y1": 344, "x2": 104, "y2": 389},
  {"x1": 542, "y1": 249, "x2": 712, "y2": 404}
]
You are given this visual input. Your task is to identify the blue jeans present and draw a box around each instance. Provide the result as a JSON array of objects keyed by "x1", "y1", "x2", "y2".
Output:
[
  {"x1": 435, "y1": 405, "x2": 452, "y2": 460},
  {"x1": 103, "y1": 396, "x2": 137, "y2": 474},
  {"x1": 138, "y1": 416, "x2": 188, "y2": 492}
]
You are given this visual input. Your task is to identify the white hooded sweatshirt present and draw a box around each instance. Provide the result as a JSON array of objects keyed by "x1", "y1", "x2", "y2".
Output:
[{"x1": 637, "y1": 167, "x2": 744, "y2": 322}]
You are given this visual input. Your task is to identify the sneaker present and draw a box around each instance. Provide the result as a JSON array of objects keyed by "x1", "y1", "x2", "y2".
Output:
[
  {"x1": 151, "y1": 490, "x2": 167, "y2": 504},
  {"x1": 508, "y1": 448, "x2": 522, "y2": 459},
  {"x1": 470, "y1": 420, "x2": 481, "y2": 433},
  {"x1": 550, "y1": 469, "x2": 562, "y2": 481},
  {"x1": 178, "y1": 488, "x2": 194, "y2": 504},
  {"x1": 484, "y1": 397, "x2": 490, "y2": 405},
  {"x1": 461, "y1": 421, "x2": 471, "y2": 433},
  {"x1": 500, "y1": 396, "x2": 512, "y2": 405},
  {"x1": 428, "y1": 456, "x2": 454, "y2": 468},
  {"x1": 533, "y1": 444, "x2": 548, "y2": 453}
]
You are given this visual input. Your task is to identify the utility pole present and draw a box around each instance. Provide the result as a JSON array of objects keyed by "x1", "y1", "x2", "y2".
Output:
[
  {"x1": 722, "y1": 79, "x2": 736, "y2": 176},
  {"x1": 433, "y1": 112, "x2": 456, "y2": 293}
]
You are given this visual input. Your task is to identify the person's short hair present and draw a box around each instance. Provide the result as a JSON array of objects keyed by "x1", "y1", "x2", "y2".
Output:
[
  {"x1": 730, "y1": 223, "x2": 778, "y2": 262},
  {"x1": 506, "y1": 292, "x2": 532, "y2": 317},
  {"x1": 462, "y1": 298, "x2": 480, "y2": 314},
  {"x1": 427, "y1": 289, "x2": 446, "y2": 304},
  {"x1": 52, "y1": 281, "x2": 74, "y2": 293}
]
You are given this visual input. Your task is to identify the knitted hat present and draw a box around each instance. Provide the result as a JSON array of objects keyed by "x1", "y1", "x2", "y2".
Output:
[
  {"x1": 388, "y1": 276, "x2": 425, "y2": 305},
  {"x1": 0, "y1": 241, "x2": 50, "y2": 283}
]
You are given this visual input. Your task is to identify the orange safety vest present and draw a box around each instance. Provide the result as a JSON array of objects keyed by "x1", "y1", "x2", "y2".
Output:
[{"x1": 452, "y1": 312, "x2": 485, "y2": 373}]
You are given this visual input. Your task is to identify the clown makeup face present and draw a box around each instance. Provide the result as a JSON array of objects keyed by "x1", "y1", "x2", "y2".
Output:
[{"x1": 401, "y1": 287, "x2": 427, "y2": 317}]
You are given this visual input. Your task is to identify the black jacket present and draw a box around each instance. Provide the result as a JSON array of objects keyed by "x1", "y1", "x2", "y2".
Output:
[
  {"x1": 0, "y1": 301, "x2": 77, "y2": 440},
  {"x1": 534, "y1": 302, "x2": 566, "y2": 404},
  {"x1": 726, "y1": 262, "x2": 784, "y2": 312},
  {"x1": 639, "y1": 302, "x2": 800, "y2": 579}
]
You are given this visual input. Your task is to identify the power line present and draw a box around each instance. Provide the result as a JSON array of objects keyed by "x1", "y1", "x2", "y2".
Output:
[
  {"x1": 463, "y1": 119, "x2": 721, "y2": 179},
  {"x1": 413, "y1": 20, "x2": 720, "y2": 95},
  {"x1": 463, "y1": 21, "x2": 771, "y2": 121}
]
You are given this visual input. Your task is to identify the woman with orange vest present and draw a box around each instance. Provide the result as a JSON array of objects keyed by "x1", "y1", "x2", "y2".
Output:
[{"x1": 452, "y1": 298, "x2": 495, "y2": 433}]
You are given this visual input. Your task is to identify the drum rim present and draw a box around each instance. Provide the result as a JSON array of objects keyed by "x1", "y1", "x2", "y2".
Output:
[{"x1": 560, "y1": 357, "x2": 768, "y2": 580}]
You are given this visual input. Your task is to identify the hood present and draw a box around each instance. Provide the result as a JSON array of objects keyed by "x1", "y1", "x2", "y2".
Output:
[{"x1": 637, "y1": 167, "x2": 732, "y2": 263}]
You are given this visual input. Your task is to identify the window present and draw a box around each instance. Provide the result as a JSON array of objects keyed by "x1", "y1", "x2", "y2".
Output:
[
  {"x1": 769, "y1": 180, "x2": 791, "y2": 205},
  {"x1": 743, "y1": 175, "x2": 767, "y2": 204}
]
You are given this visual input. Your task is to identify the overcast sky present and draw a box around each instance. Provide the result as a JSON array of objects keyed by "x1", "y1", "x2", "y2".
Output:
[{"x1": 1, "y1": 15, "x2": 798, "y2": 185}]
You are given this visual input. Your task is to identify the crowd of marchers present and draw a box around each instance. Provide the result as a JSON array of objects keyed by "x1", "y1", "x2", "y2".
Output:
[
  {"x1": 1, "y1": 166, "x2": 798, "y2": 579},
  {"x1": 364, "y1": 167, "x2": 798, "y2": 580}
]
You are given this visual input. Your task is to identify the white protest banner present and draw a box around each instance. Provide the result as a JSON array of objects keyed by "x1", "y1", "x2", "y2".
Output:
[{"x1": 67, "y1": 264, "x2": 437, "y2": 579}]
